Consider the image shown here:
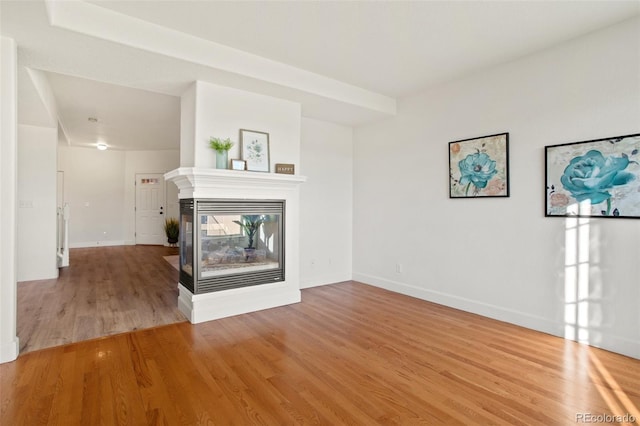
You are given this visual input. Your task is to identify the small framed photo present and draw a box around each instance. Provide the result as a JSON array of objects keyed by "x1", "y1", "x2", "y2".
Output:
[
  {"x1": 231, "y1": 159, "x2": 246, "y2": 171},
  {"x1": 240, "y1": 129, "x2": 270, "y2": 172},
  {"x1": 449, "y1": 132, "x2": 510, "y2": 198}
]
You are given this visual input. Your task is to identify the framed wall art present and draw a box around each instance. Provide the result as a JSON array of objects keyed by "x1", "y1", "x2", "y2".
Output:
[
  {"x1": 545, "y1": 133, "x2": 640, "y2": 218},
  {"x1": 240, "y1": 129, "x2": 270, "y2": 172},
  {"x1": 449, "y1": 132, "x2": 510, "y2": 198}
]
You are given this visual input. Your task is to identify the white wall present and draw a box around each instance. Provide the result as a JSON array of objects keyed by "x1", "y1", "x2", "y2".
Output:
[
  {"x1": 58, "y1": 146, "x2": 126, "y2": 247},
  {"x1": 299, "y1": 117, "x2": 353, "y2": 288},
  {"x1": 0, "y1": 36, "x2": 19, "y2": 363},
  {"x1": 17, "y1": 125, "x2": 58, "y2": 281},
  {"x1": 182, "y1": 81, "x2": 301, "y2": 169},
  {"x1": 353, "y1": 17, "x2": 640, "y2": 358},
  {"x1": 58, "y1": 147, "x2": 179, "y2": 247},
  {"x1": 180, "y1": 83, "x2": 196, "y2": 167}
]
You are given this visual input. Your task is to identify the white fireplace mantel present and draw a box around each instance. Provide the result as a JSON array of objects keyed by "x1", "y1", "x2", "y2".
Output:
[
  {"x1": 165, "y1": 167, "x2": 307, "y2": 200},
  {"x1": 164, "y1": 166, "x2": 307, "y2": 324}
]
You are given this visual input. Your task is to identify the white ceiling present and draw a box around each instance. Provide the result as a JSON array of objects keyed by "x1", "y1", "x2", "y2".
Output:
[
  {"x1": 48, "y1": 72, "x2": 180, "y2": 151},
  {"x1": 1, "y1": 0, "x2": 639, "y2": 151},
  {"x1": 88, "y1": 0, "x2": 640, "y2": 97}
]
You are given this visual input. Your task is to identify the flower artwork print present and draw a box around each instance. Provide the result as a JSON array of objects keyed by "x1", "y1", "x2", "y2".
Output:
[
  {"x1": 545, "y1": 133, "x2": 640, "y2": 218},
  {"x1": 246, "y1": 139, "x2": 265, "y2": 163},
  {"x1": 449, "y1": 133, "x2": 509, "y2": 198},
  {"x1": 240, "y1": 129, "x2": 270, "y2": 172}
]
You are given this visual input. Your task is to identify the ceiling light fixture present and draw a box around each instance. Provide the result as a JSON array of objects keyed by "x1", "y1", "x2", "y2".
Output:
[{"x1": 96, "y1": 142, "x2": 108, "y2": 151}]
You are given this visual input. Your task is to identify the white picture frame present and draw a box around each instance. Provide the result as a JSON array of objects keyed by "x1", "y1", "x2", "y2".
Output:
[{"x1": 231, "y1": 159, "x2": 246, "y2": 171}]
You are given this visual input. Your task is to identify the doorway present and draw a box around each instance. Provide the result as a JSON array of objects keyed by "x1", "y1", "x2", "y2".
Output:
[{"x1": 135, "y1": 173, "x2": 166, "y2": 245}]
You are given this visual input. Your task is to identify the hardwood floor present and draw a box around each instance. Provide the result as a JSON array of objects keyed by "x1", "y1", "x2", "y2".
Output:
[
  {"x1": 3, "y1": 281, "x2": 638, "y2": 425},
  {"x1": 17, "y1": 245, "x2": 187, "y2": 353}
]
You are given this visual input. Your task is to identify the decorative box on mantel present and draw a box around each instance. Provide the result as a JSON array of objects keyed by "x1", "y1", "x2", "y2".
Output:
[{"x1": 164, "y1": 167, "x2": 306, "y2": 324}]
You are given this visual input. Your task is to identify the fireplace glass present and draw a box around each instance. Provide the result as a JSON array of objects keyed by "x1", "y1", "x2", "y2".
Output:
[{"x1": 179, "y1": 199, "x2": 285, "y2": 294}]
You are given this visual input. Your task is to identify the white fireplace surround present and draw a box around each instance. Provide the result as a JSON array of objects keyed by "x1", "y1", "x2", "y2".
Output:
[{"x1": 164, "y1": 167, "x2": 306, "y2": 323}]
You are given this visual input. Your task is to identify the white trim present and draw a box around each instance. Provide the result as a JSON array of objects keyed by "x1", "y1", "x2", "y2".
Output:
[
  {"x1": 69, "y1": 240, "x2": 126, "y2": 248},
  {"x1": 300, "y1": 273, "x2": 352, "y2": 289},
  {"x1": 165, "y1": 167, "x2": 307, "y2": 199},
  {"x1": 0, "y1": 338, "x2": 19, "y2": 364},
  {"x1": 0, "y1": 37, "x2": 19, "y2": 364}
]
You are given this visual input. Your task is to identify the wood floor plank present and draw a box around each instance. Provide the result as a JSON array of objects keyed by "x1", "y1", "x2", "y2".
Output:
[
  {"x1": 17, "y1": 245, "x2": 187, "y2": 353},
  {"x1": 2, "y1": 281, "x2": 639, "y2": 425}
]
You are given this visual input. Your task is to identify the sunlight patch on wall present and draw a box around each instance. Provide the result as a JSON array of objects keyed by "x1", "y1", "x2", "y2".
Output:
[{"x1": 564, "y1": 201, "x2": 593, "y2": 344}]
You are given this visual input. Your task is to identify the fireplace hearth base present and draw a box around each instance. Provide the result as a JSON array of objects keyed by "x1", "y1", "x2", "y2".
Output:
[{"x1": 177, "y1": 282, "x2": 301, "y2": 324}]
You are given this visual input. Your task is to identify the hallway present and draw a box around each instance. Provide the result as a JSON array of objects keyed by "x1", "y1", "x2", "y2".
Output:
[{"x1": 17, "y1": 245, "x2": 186, "y2": 353}]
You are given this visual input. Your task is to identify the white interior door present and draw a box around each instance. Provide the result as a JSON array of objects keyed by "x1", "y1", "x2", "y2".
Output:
[{"x1": 135, "y1": 173, "x2": 166, "y2": 245}]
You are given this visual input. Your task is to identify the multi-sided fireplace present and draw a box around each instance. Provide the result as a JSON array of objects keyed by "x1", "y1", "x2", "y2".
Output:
[
  {"x1": 179, "y1": 199, "x2": 285, "y2": 294},
  {"x1": 165, "y1": 167, "x2": 305, "y2": 323}
]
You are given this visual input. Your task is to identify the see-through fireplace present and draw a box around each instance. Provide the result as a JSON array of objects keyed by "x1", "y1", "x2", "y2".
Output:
[{"x1": 179, "y1": 199, "x2": 285, "y2": 294}]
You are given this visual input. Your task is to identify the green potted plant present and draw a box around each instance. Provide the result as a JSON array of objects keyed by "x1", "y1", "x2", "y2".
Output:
[
  {"x1": 233, "y1": 215, "x2": 265, "y2": 260},
  {"x1": 209, "y1": 137, "x2": 234, "y2": 169},
  {"x1": 163, "y1": 217, "x2": 180, "y2": 245}
]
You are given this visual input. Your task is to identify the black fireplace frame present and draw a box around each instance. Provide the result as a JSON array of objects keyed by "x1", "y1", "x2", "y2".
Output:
[{"x1": 179, "y1": 198, "x2": 286, "y2": 294}]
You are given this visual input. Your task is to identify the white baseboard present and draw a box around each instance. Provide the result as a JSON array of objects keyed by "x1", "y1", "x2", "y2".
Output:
[
  {"x1": 18, "y1": 267, "x2": 59, "y2": 282},
  {"x1": 353, "y1": 272, "x2": 639, "y2": 360},
  {"x1": 300, "y1": 272, "x2": 351, "y2": 289},
  {"x1": 0, "y1": 336, "x2": 19, "y2": 364},
  {"x1": 69, "y1": 240, "x2": 126, "y2": 248}
]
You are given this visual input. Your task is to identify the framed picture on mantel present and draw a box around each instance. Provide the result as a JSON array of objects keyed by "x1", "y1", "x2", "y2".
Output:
[
  {"x1": 240, "y1": 129, "x2": 270, "y2": 172},
  {"x1": 231, "y1": 159, "x2": 246, "y2": 171}
]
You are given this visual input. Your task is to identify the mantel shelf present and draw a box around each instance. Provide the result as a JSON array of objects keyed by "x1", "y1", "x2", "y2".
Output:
[{"x1": 165, "y1": 167, "x2": 307, "y2": 199}]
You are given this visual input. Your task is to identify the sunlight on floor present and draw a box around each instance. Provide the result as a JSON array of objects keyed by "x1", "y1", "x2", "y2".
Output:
[
  {"x1": 588, "y1": 350, "x2": 639, "y2": 422},
  {"x1": 564, "y1": 202, "x2": 638, "y2": 423}
]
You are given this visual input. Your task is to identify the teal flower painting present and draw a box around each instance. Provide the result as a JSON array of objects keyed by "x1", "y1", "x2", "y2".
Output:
[
  {"x1": 546, "y1": 134, "x2": 640, "y2": 218},
  {"x1": 561, "y1": 150, "x2": 634, "y2": 213},
  {"x1": 449, "y1": 133, "x2": 509, "y2": 198},
  {"x1": 458, "y1": 152, "x2": 498, "y2": 195}
]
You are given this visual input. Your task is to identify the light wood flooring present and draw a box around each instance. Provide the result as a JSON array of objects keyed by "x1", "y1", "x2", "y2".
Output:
[
  {"x1": 17, "y1": 245, "x2": 187, "y2": 353},
  {"x1": 3, "y1": 281, "x2": 639, "y2": 425}
]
